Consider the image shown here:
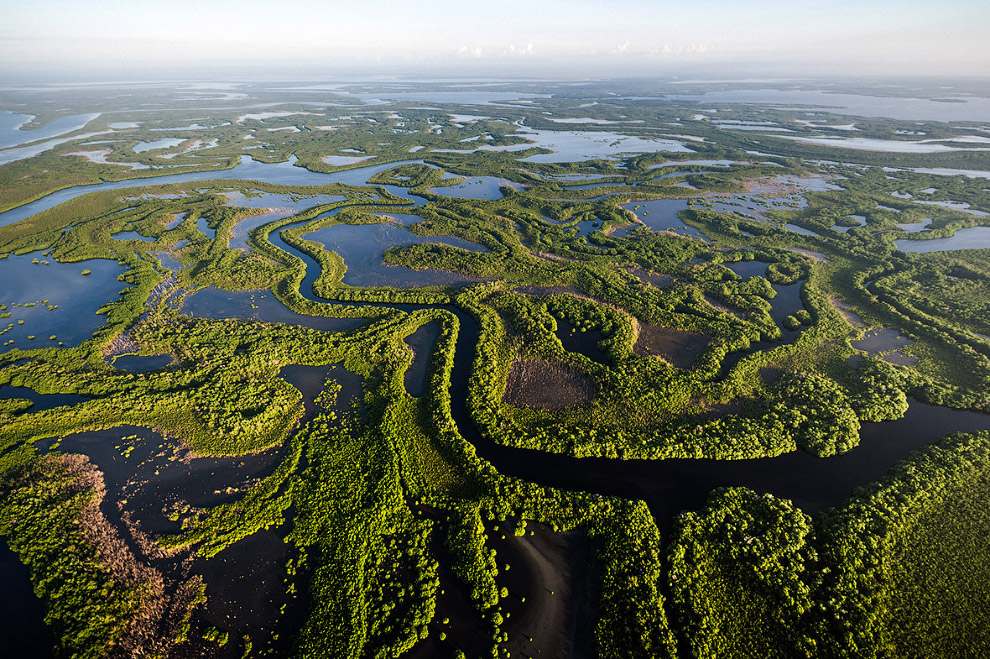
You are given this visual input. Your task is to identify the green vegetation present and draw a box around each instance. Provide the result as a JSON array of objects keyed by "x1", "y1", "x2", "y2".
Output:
[{"x1": 1, "y1": 80, "x2": 990, "y2": 658}]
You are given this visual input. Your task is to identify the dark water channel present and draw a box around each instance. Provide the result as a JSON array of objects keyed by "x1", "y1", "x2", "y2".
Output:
[
  {"x1": 404, "y1": 322, "x2": 441, "y2": 397},
  {"x1": 0, "y1": 539, "x2": 55, "y2": 659},
  {"x1": 0, "y1": 384, "x2": 89, "y2": 413}
]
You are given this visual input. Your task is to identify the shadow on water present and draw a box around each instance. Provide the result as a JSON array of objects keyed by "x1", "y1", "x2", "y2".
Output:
[
  {"x1": 554, "y1": 318, "x2": 608, "y2": 365},
  {"x1": 108, "y1": 354, "x2": 174, "y2": 372},
  {"x1": 403, "y1": 322, "x2": 441, "y2": 397},
  {"x1": 0, "y1": 539, "x2": 55, "y2": 659}
]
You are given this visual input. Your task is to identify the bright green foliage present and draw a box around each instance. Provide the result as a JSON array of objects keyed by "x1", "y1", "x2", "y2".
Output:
[
  {"x1": 669, "y1": 488, "x2": 818, "y2": 659},
  {"x1": 817, "y1": 431, "x2": 990, "y2": 659}
]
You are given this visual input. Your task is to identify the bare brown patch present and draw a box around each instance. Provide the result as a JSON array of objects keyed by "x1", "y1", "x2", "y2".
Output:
[
  {"x1": 634, "y1": 325, "x2": 710, "y2": 369},
  {"x1": 692, "y1": 397, "x2": 745, "y2": 421},
  {"x1": 513, "y1": 285, "x2": 583, "y2": 296},
  {"x1": 530, "y1": 250, "x2": 579, "y2": 262},
  {"x1": 626, "y1": 266, "x2": 674, "y2": 289},
  {"x1": 503, "y1": 359, "x2": 598, "y2": 410}
]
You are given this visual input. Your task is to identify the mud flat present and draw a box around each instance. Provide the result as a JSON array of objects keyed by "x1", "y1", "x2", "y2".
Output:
[
  {"x1": 634, "y1": 325, "x2": 710, "y2": 369},
  {"x1": 503, "y1": 359, "x2": 598, "y2": 410}
]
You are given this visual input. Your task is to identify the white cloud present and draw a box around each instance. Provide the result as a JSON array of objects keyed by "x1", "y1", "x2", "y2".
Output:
[
  {"x1": 504, "y1": 43, "x2": 535, "y2": 57},
  {"x1": 611, "y1": 41, "x2": 630, "y2": 55},
  {"x1": 456, "y1": 45, "x2": 484, "y2": 58}
]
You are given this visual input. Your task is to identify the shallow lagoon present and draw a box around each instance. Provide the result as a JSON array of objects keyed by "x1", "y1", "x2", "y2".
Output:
[
  {"x1": 0, "y1": 111, "x2": 101, "y2": 149},
  {"x1": 0, "y1": 155, "x2": 428, "y2": 230},
  {"x1": 516, "y1": 128, "x2": 691, "y2": 163},
  {"x1": 132, "y1": 137, "x2": 185, "y2": 153},
  {"x1": 895, "y1": 227, "x2": 990, "y2": 253},
  {"x1": 666, "y1": 88, "x2": 990, "y2": 122},
  {"x1": 620, "y1": 199, "x2": 708, "y2": 241},
  {"x1": 182, "y1": 287, "x2": 365, "y2": 333},
  {"x1": 0, "y1": 253, "x2": 128, "y2": 351},
  {"x1": 303, "y1": 222, "x2": 488, "y2": 288},
  {"x1": 429, "y1": 176, "x2": 523, "y2": 200}
]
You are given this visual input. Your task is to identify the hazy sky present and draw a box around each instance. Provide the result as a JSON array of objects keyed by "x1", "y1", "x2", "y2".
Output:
[{"x1": 2, "y1": 0, "x2": 988, "y2": 79}]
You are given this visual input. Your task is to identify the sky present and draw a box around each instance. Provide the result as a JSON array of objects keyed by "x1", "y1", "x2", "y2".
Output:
[{"x1": 1, "y1": 0, "x2": 988, "y2": 80}]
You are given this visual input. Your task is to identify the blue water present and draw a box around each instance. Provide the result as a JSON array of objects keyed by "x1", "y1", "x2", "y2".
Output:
[
  {"x1": 133, "y1": 138, "x2": 184, "y2": 153},
  {"x1": 620, "y1": 199, "x2": 708, "y2": 241},
  {"x1": 429, "y1": 176, "x2": 523, "y2": 200},
  {"x1": 303, "y1": 222, "x2": 488, "y2": 288},
  {"x1": 182, "y1": 287, "x2": 366, "y2": 332},
  {"x1": 0, "y1": 155, "x2": 428, "y2": 229},
  {"x1": 895, "y1": 227, "x2": 990, "y2": 253},
  {"x1": 0, "y1": 252, "x2": 129, "y2": 351},
  {"x1": 786, "y1": 224, "x2": 821, "y2": 236},
  {"x1": 196, "y1": 216, "x2": 215, "y2": 240},
  {"x1": 0, "y1": 111, "x2": 101, "y2": 149},
  {"x1": 724, "y1": 260, "x2": 769, "y2": 279}
]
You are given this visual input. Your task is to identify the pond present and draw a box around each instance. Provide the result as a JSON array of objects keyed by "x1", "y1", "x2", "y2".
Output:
[
  {"x1": 554, "y1": 318, "x2": 608, "y2": 365},
  {"x1": 0, "y1": 252, "x2": 129, "y2": 352},
  {"x1": 895, "y1": 227, "x2": 990, "y2": 253},
  {"x1": 786, "y1": 223, "x2": 821, "y2": 236},
  {"x1": 852, "y1": 328, "x2": 914, "y2": 354},
  {"x1": 132, "y1": 138, "x2": 185, "y2": 153},
  {"x1": 303, "y1": 222, "x2": 488, "y2": 288},
  {"x1": 429, "y1": 176, "x2": 523, "y2": 200},
  {"x1": 108, "y1": 354, "x2": 174, "y2": 372},
  {"x1": 196, "y1": 216, "x2": 215, "y2": 240},
  {"x1": 896, "y1": 218, "x2": 932, "y2": 234},
  {"x1": 619, "y1": 199, "x2": 708, "y2": 241},
  {"x1": 723, "y1": 260, "x2": 769, "y2": 279}
]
